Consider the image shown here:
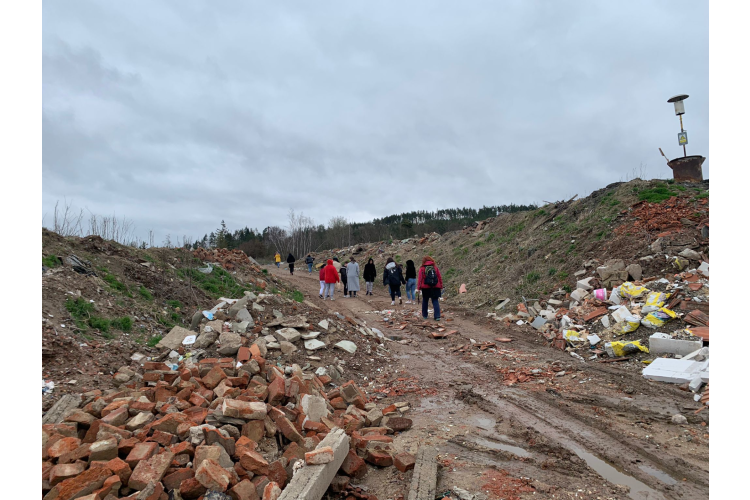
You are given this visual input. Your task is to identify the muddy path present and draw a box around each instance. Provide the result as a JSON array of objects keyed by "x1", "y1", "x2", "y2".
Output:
[{"x1": 269, "y1": 265, "x2": 708, "y2": 500}]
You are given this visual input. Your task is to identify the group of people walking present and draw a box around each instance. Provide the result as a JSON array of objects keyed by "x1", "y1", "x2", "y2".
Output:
[
  {"x1": 316, "y1": 254, "x2": 444, "y2": 321},
  {"x1": 274, "y1": 252, "x2": 316, "y2": 276}
]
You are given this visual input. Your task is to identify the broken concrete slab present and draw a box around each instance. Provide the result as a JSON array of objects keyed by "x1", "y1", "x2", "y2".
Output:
[
  {"x1": 570, "y1": 288, "x2": 589, "y2": 302},
  {"x1": 642, "y1": 358, "x2": 709, "y2": 384},
  {"x1": 275, "y1": 328, "x2": 301, "y2": 343},
  {"x1": 318, "y1": 320, "x2": 329, "y2": 330},
  {"x1": 43, "y1": 394, "x2": 82, "y2": 425},
  {"x1": 576, "y1": 277, "x2": 594, "y2": 291},
  {"x1": 530, "y1": 316, "x2": 547, "y2": 330},
  {"x1": 611, "y1": 306, "x2": 631, "y2": 324},
  {"x1": 407, "y1": 447, "x2": 438, "y2": 500},
  {"x1": 300, "y1": 331, "x2": 321, "y2": 340},
  {"x1": 304, "y1": 339, "x2": 326, "y2": 351},
  {"x1": 157, "y1": 326, "x2": 196, "y2": 350},
  {"x1": 649, "y1": 333, "x2": 703, "y2": 356},
  {"x1": 334, "y1": 341, "x2": 357, "y2": 354},
  {"x1": 235, "y1": 308, "x2": 254, "y2": 325},
  {"x1": 494, "y1": 298, "x2": 510, "y2": 311},
  {"x1": 277, "y1": 428, "x2": 349, "y2": 500},
  {"x1": 217, "y1": 332, "x2": 242, "y2": 356},
  {"x1": 679, "y1": 248, "x2": 702, "y2": 261},
  {"x1": 626, "y1": 264, "x2": 642, "y2": 281}
]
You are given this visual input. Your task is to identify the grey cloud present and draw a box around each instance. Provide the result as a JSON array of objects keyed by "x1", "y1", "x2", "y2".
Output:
[{"x1": 43, "y1": 0, "x2": 708, "y2": 244}]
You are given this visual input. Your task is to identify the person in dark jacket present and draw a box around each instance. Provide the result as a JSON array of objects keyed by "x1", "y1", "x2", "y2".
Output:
[
  {"x1": 404, "y1": 260, "x2": 417, "y2": 304},
  {"x1": 287, "y1": 253, "x2": 296, "y2": 275},
  {"x1": 383, "y1": 257, "x2": 406, "y2": 305},
  {"x1": 339, "y1": 264, "x2": 348, "y2": 297},
  {"x1": 305, "y1": 254, "x2": 315, "y2": 273},
  {"x1": 363, "y1": 258, "x2": 377, "y2": 295},
  {"x1": 417, "y1": 255, "x2": 444, "y2": 321}
]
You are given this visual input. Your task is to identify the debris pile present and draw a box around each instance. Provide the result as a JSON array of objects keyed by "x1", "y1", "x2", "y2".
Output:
[
  {"x1": 193, "y1": 248, "x2": 256, "y2": 271},
  {"x1": 42, "y1": 289, "x2": 420, "y2": 500}
]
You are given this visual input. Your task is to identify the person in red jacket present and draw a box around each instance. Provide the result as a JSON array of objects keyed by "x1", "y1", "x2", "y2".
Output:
[
  {"x1": 319, "y1": 265, "x2": 326, "y2": 299},
  {"x1": 323, "y1": 259, "x2": 340, "y2": 300},
  {"x1": 417, "y1": 255, "x2": 444, "y2": 321}
]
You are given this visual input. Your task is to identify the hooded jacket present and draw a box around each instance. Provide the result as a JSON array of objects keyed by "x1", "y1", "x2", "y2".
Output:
[
  {"x1": 363, "y1": 259, "x2": 377, "y2": 281},
  {"x1": 305, "y1": 255, "x2": 314, "y2": 265},
  {"x1": 383, "y1": 261, "x2": 405, "y2": 286},
  {"x1": 339, "y1": 266, "x2": 348, "y2": 283},
  {"x1": 274, "y1": 253, "x2": 281, "y2": 263},
  {"x1": 287, "y1": 254, "x2": 296, "y2": 263},
  {"x1": 418, "y1": 259, "x2": 443, "y2": 290},
  {"x1": 324, "y1": 259, "x2": 340, "y2": 284}
]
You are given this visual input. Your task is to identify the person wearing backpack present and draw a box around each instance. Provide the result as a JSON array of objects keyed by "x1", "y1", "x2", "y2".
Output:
[
  {"x1": 383, "y1": 257, "x2": 406, "y2": 305},
  {"x1": 363, "y1": 258, "x2": 377, "y2": 295},
  {"x1": 418, "y1": 255, "x2": 444, "y2": 321},
  {"x1": 305, "y1": 254, "x2": 315, "y2": 273},
  {"x1": 323, "y1": 259, "x2": 340, "y2": 300},
  {"x1": 404, "y1": 260, "x2": 417, "y2": 304}
]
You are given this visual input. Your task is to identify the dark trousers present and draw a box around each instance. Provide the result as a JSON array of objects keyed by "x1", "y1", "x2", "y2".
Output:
[
  {"x1": 289, "y1": 263, "x2": 294, "y2": 274},
  {"x1": 342, "y1": 280, "x2": 348, "y2": 295},
  {"x1": 389, "y1": 285, "x2": 402, "y2": 300},
  {"x1": 421, "y1": 288, "x2": 441, "y2": 319}
]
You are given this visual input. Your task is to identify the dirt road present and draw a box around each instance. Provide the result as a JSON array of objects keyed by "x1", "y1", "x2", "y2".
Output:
[{"x1": 269, "y1": 265, "x2": 708, "y2": 500}]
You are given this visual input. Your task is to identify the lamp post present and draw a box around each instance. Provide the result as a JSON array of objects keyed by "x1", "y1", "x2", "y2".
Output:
[{"x1": 667, "y1": 94, "x2": 689, "y2": 158}]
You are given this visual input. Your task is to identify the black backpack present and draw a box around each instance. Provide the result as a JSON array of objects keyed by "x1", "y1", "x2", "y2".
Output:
[
  {"x1": 387, "y1": 267, "x2": 401, "y2": 286},
  {"x1": 424, "y1": 265, "x2": 438, "y2": 287}
]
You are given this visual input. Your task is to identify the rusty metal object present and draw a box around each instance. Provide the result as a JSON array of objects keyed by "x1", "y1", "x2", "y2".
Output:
[{"x1": 667, "y1": 155, "x2": 705, "y2": 182}]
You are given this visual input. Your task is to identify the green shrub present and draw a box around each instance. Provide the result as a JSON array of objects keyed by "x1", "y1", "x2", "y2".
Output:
[
  {"x1": 111, "y1": 316, "x2": 133, "y2": 332},
  {"x1": 558, "y1": 271, "x2": 569, "y2": 279},
  {"x1": 103, "y1": 273, "x2": 129, "y2": 293},
  {"x1": 638, "y1": 183, "x2": 677, "y2": 203},
  {"x1": 525, "y1": 271, "x2": 540, "y2": 284},
  {"x1": 88, "y1": 316, "x2": 111, "y2": 333},
  {"x1": 177, "y1": 266, "x2": 250, "y2": 298},
  {"x1": 291, "y1": 290, "x2": 304, "y2": 303},
  {"x1": 486, "y1": 233, "x2": 496, "y2": 242},
  {"x1": 166, "y1": 300, "x2": 182, "y2": 309},
  {"x1": 65, "y1": 297, "x2": 95, "y2": 319},
  {"x1": 43, "y1": 254, "x2": 60, "y2": 268},
  {"x1": 139, "y1": 286, "x2": 153, "y2": 300},
  {"x1": 473, "y1": 241, "x2": 484, "y2": 247},
  {"x1": 695, "y1": 192, "x2": 709, "y2": 200},
  {"x1": 563, "y1": 285, "x2": 572, "y2": 293},
  {"x1": 262, "y1": 269, "x2": 268, "y2": 274},
  {"x1": 548, "y1": 268, "x2": 557, "y2": 276}
]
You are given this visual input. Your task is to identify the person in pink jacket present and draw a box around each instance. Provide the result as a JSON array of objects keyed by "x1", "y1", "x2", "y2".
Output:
[{"x1": 417, "y1": 255, "x2": 443, "y2": 321}]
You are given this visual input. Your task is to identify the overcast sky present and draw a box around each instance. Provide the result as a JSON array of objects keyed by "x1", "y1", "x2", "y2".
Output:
[{"x1": 42, "y1": 0, "x2": 708, "y2": 244}]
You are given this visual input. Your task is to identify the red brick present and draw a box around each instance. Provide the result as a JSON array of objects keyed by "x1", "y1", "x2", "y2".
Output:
[
  {"x1": 180, "y1": 477, "x2": 207, "y2": 499},
  {"x1": 163, "y1": 467, "x2": 195, "y2": 491},
  {"x1": 195, "y1": 458, "x2": 232, "y2": 492},
  {"x1": 305, "y1": 446, "x2": 334, "y2": 465},
  {"x1": 229, "y1": 478, "x2": 260, "y2": 500},
  {"x1": 239, "y1": 450, "x2": 269, "y2": 475},
  {"x1": 170, "y1": 441, "x2": 195, "y2": 457},
  {"x1": 381, "y1": 404, "x2": 397, "y2": 414},
  {"x1": 189, "y1": 392, "x2": 209, "y2": 408},
  {"x1": 105, "y1": 456, "x2": 132, "y2": 484},
  {"x1": 128, "y1": 451, "x2": 174, "y2": 490},
  {"x1": 49, "y1": 462, "x2": 86, "y2": 486},
  {"x1": 267, "y1": 377, "x2": 285, "y2": 405},
  {"x1": 96, "y1": 422, "x2": 133, "y2": 441},
  {"x1": 150, "y1": 412, "x2": 192, "y2": 434},
  {"x1": 58, "y1": 443, "x2": 91, "y2": 465},
  {"x1": 93, "y1": 474, "x2": 122, "y2": 499},
  {"x1": 242, "y1": 420, "x2": 265, "y2": 442},
  {"x1": 117, "y1": 437, "x2": 139, "y2": 457},
  {"x1": 394, "y1": 452, "x2": 415, "y2": 472},
  {"x1": 266, "y1": 460, "x2": 288, "y2": 488},
  {"x1": 340, "y1": 450, "x2": 367, "y2": 478},
  {"x1": 355, "y1": 434, "x2": 393, "y2": 450},
  {"x1": 282, "y1": 442, "x2": 306, "y2": 462},
  {"x1": 183, "y1": 406, "x2": 209, "y2": 426},
  {"x1": 203, "y1": 365, "x2": 229, "y2": 389},
  {"x1": 262, "y1": 481, "x2": 281, "y2": 500},
  {"x1": 330, "y1": 397, "x2": 347, "y2": 410},
  {"x1": 272, "y1": 415, "x2": 304, "y2": 444},
  {"x1": 222, "y1": 400, "x2": 267, "y2": 420},
  {"x1": 234, "y1": 436, "x2": 257, "y2": 460},
  {"x1": 318, "y1": 375, "x2": 332, "y2": 385},
  {"x1": 129, "y1": 401, "x2": 157, "y2": 414},
  {"x1": 49, "y1": 466, "x2": 112, "y2": 500},
  {"x1": 163, "y1": 371, "x2": 180, "y2": 384},
  {"x1": 365, "y1": 449, "x2": 393, "y2": 467},
  {"x1": 144, "y1": 361, "x2": 171, "y2": 371},
  {"x1": 48, "y1": 437, "x2": 82, "y2": 459},
  {"x1": 148, "y1": 429, "x2": 177, "y2": 447},
  {"x1": 101, "y1": 400, "x2": 130, "y2": 417},
  {"x1": 125, "y1": 441, "x2": 159, "y2": 468},
  {"x1": 237, "y1": 347, "x2": 251, "y2": 362},
  {"x1": 172, "y1": 453, "x2": 191, "y2": 468},
  {"x1": 303, "y1": 420, "x2": 329, "y2": 433}
]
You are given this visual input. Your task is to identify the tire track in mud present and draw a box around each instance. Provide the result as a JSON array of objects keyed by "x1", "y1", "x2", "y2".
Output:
[{"x1": 268, "y1": 266, "x2": 708, "y2": 499}]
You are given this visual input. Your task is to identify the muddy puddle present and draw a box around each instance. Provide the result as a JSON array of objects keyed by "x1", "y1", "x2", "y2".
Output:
[{"x1": 471, "y1": 435, "x2": 532, "y2": 458}]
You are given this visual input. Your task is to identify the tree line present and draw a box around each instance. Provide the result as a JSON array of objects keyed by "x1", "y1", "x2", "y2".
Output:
[{"x1": 192, "y1": 204, "x2": 537, "y2": 260}]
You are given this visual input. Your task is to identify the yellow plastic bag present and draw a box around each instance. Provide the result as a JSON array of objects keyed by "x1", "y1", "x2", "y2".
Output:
[
  {"x1": 618, "y1": 282, "x2": 649, "y2": 299},
  {"x1": 643, "y1": 291, "x2": 668, "y2": 312},
  {"x1": 617, "y1": 315, "x2": 641, "y2": 335},
  {"x1": 563, "y1": 330, "x2": 586, "y2": 344},
  {"x1": 641, "y1": 307, "x2": 677, "y2": 329},
  {"x1": 608, "y1": 340, "x2": 650, "y2": 357}
]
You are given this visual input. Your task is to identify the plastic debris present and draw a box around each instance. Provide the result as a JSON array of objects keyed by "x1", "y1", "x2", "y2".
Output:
[
  {"x1": 641, "y1": 307, "x2": 677, "y2": 329},
  {"x1": 605, "y1": 340, "x2": 649, "y2": 357}
]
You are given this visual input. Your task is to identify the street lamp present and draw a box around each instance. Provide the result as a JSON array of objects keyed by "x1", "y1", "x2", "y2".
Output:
[{"x1": 667, "y1": 94, "x2": 689, "y2": 158}]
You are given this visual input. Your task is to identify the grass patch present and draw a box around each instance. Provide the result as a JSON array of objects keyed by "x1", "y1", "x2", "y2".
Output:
[
  {"x1": 444, "y1": 267, "x2": 458, "y2": 280},
  {"x1": 138, "y1": 286, "x2": 153, "y2": 300},
  {"x1": 88, "y1": 316, "x2": 111, "y2": 333},
  {"x1": 43, "y1": 254, "x2": 61, "y2": 268},
  {"x1": 157, "y1": 315, "x2": 175, "y2": 329},
  {"x1": 558, "y1": 271, "x2": 569, "y2": 280},
  {"x1": 103, "y1": 272, "x2": 130, "y2": 295},
  {"x1": 548, "y1": 268, "x2": 557, "y2": 276},
  {"x1": 695, "y1": 192, "x2": 709, "y2": 200},
  {"x1": 65, "y1": 297, "x2": 95, "y2": 319},
  {"x1": 473, "y1": 240, "x2": 484, "y2": 247},
  {"x1": 147, "y1": 335, "x2": 163, "y2": 347},
  {"x1": 563, "y1": 285, "x2": 572, "y2": 293},
  {"x1": 525, "y1": 271, "x2": 541, "y2": 284},
  {"x1": 486, "y1": 233, "x2": 496, "y2": 242},
  {"x1": 111, "y1": 316, "x2": 133, "y2": 332},
  {"x1": 262, "y1": 269, "x2": 268, "y2": 274},
  {"x1": 534, "y1": 209, "x2": 547, "y2": 217},
  {"x1": 638, "y1": 183, "x2": 678, "y2": 203},
  {"x1": 166, "y1": 300, "x2": 182, "y2": 309},
  {"x1": 674, "y1": 185, "x2": 686, "y2": 191},
  {"x1": 177, "y1": 266, "x2": 250, "y2": 298}
]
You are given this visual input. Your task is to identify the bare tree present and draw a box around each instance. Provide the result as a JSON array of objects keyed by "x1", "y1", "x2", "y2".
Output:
[
  {"x1": 327, "y1": 216, "x2": 349, "y2": 249},
  {"x1": 50, "y1": 199, "x2": 85, "y2": 237}
]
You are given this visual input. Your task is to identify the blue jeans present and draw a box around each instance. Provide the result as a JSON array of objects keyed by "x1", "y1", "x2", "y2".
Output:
[
  {"x1": 406, "y1": 279, "x2": 417, "y2": 300},
  {"x1": 421, "y1": 288, "x2": 441, "y2": 319},
  {"x1": 307, "y1": 263, "x2": 313, "y2": 273}
]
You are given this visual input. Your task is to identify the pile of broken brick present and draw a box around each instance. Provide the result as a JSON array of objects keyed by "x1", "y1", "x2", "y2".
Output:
[
  {"x1": 43, "y1": 353, "x2": 416, "y2": 500},
  {"x1": 193, "y1": 248, "x2": 258, "y2": 272}
]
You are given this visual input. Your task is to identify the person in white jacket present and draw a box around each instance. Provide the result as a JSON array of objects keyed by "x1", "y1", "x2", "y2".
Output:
[{"x1": 346, "y1": 257, "x2": 360, "y2": 298}]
